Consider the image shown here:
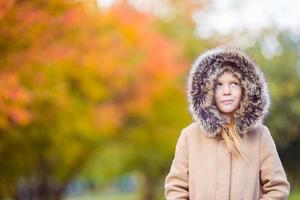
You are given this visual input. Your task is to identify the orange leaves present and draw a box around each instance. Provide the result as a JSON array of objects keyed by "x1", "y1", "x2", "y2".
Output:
[
  {"x1": 0, "y1": 1, "x2": 192, "y2": 197},
  {"x1": 0, "y1": 0, "x2": 14, "y2": 20},
  {"x1": 94, "y1": 3, "x2": 185, "y2": 119},
  {"x1": 0, "y1": 71, "x2": 32, "y2": 128},
  {"x1": 0, "y1": 0, "x2": 186, "y2": 134},
  {"x1": 93, "y1": 102, "x2": 125, "y2": 135}
]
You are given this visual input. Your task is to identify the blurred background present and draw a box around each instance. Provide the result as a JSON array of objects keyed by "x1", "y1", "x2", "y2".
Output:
[{"x1": 0, "y1": 0, "x2": 299, "y2": 199}]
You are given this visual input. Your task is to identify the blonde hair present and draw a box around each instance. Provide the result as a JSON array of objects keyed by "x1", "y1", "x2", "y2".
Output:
[
  {"x1": 214, "y1": 68, "x2": 247, "y2": 158},
  {"x1": 221, "y1": 118, "x2": 247, "y2": 158}
]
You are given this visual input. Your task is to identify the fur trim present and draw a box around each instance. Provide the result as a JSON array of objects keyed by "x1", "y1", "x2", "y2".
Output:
[{"x1": 186, "y1": 46, "x2": 271, "y2": 137}]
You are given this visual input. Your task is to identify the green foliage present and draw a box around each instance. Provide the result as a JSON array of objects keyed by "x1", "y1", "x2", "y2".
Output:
[{"x1": 248, "y1": 32, "x2": 300, "y2": 188}]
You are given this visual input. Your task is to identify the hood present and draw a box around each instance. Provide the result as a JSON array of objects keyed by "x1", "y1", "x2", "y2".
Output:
[{"x1": 186, "y1": 46, "x2": 271, "y2": 138}]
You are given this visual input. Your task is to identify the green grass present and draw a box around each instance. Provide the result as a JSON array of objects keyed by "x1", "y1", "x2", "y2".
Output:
[
  {"x1": 64, "y1": 192, "x2": 138, "y2": 200},
  {"x1": 64, "y1": 190, "x2": 300, "y2": 200}
]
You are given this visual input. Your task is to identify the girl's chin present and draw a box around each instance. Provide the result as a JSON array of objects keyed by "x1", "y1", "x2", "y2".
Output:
[{"x1": 219, "y1": 107, "x2": 238, "y2": 114}]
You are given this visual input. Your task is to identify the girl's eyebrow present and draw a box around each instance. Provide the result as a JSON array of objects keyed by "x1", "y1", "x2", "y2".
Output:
[{"x1": 216, "y1": 80, "x2": 240, "y2": 83}]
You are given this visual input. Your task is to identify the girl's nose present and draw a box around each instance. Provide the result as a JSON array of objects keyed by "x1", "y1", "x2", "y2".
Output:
[{"x1": 223, "y1": 84, "x2": 231, "y2": 95}]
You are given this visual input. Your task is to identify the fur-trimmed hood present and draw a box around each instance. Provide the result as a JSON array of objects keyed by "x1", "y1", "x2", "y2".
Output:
[{"x1": 186, "y1": 46, "x2": 271, "y2": 138}]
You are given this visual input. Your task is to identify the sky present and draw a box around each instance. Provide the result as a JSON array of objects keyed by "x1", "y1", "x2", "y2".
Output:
[
  {"x1": 98, "y1": 0, "x2": 300, "y2": 39},
  {"x1": 98, "y1": 0, "x2": 300, "y2": 35},
  {"x1": 97, "y1": 0, "x2": 300, "y2": 58},
  {"x1": 193, "y1": 0, "x2": 300, "y2": 38}
]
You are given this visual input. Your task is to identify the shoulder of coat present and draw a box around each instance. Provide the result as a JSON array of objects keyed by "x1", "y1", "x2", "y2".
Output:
[
  {"x1": 247, "y1": 123, "x2": 263, "y2": 133},
  {"x1": 184, "y1": 122, "x2": 200, "y2": 133},
  {"x1": 183, "y1": 121, "x2": 204, "y2": 136},
  {"x1": 246, "y1": 123, "x2": 268, "y2": 139},
  {"x1": 184, "y1": 121, "x2": 224, "y2": 141},
  {"x1": 259, "y1": 124, "x2": 272, "y2": 137}
]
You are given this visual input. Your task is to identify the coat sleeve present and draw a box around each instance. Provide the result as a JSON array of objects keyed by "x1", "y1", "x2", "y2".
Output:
[
  {"x1": 259, "y1": 125, "x2": 290, "y2": 200},
  {"x1": 165, "y1": 127, "x2": 189, "y2": 200}
]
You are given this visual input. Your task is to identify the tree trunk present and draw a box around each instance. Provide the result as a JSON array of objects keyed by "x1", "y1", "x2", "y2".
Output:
[
  {"x1": 15, "y1": 176, "x2": 65, "y2": 200},
  {"x1": 141, "y1": 174, "x2": 159, "y2": 200}
]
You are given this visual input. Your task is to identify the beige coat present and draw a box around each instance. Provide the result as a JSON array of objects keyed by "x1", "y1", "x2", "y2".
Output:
[{"x1": 164, "y1": 122, "x2": 290, "y2": 200}]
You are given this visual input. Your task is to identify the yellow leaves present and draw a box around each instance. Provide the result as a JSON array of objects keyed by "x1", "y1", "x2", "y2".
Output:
[
  {"x1": 0, "y1": 0, "x2": 189, "y2": 193},
  {"x1": 289, "y1": 99, "x2": 300, "y2": 117},
  {"x1": 0, "y1": 0, "x2": 186, "y2": 136},
  {"x1": 270, "y1": 80, "x2": 298, "y2": 102},
  {"x1": 282, "y1": 81, "x2": 297, "y2": 96},
  {"x1": 121, "y1": 25, "x2": 138, "y2": 45}
]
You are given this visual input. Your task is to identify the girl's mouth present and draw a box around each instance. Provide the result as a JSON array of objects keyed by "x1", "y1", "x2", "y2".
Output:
[{"x1": 221, "y1": 100, "x2": 234, "y2": 104}]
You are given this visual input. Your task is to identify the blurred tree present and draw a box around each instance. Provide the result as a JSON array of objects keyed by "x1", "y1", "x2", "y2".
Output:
[
  {"x1": 97, "y1": 1, "x2": 300, "y2": 197},
  {"x1": 0, "y1": 0, "x2": 186, "y2": 199},
  {"x1": 248, "y1": 31, "x2": 300, "y2": 189},
  {"x1": 81, "y1": 1, "x2": 214, "y2": 200},
  {"x1": 84, "y1": 82, "x2": 191, "y2": 200}
]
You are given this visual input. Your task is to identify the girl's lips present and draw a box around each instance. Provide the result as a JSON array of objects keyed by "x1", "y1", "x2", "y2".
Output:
[{"x1": 221, "y1": 100, "x2": 234, "y2": 104}]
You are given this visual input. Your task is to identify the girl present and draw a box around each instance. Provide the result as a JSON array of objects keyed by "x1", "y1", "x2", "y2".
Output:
[{"x1": 164, "y1": 46, "x2": 290, "y2": 200}]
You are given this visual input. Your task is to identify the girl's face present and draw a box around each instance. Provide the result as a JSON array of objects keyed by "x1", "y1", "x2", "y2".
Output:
[{"x1": 214, "y1": 72, "x2": 242, "y2": 114}]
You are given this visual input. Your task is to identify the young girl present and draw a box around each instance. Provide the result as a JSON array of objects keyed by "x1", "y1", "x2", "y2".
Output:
[{"x1": 164, "y1": 46, "x2": 290, "y2": 200}]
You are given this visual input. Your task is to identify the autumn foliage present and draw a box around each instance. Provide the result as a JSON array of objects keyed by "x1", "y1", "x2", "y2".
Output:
[{"x1": 0, "y1": 0, "x2": 185, "y2": 199}]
